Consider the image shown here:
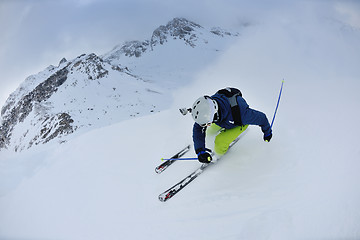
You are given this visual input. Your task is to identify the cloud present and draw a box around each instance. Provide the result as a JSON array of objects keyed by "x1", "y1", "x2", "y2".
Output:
[
  {"x1": 0, "y1": 0, "x2": 359, "y2": 110},
  {"x1": 334, "y1": 1, "x2": 360, "y2": 29},
  {"x1": 0, "y1": 0, "x2": 251, "y2": 107}
]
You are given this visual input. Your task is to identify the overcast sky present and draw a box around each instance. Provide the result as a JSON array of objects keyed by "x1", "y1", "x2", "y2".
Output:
[{"x1": 0, "y1": 0, "x2": 359, "y2": 109}]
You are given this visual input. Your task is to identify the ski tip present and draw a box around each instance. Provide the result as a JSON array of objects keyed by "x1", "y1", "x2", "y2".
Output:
[
  {"x1": 159, "y1": 192, "x2": 173, "y2": 202},
  {"x1": 158, "y1": 194, "x2": 166, "y2": 202},
  {"x1": 155, "y1": 166, "x2": 164, "y2": 174}
]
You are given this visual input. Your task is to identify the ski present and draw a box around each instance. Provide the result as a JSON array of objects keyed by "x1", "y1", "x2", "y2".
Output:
[
  {"x1": 158, "y1": 137, "x2": 240, "y2": 202},
  {"x1": 155, "y1": 145, "x2": 191, "y2": 174}
]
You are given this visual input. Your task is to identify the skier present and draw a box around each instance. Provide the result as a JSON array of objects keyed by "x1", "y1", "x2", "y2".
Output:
[{"x1": 188, "y1": 87, "x2": 272, "y2": 163}]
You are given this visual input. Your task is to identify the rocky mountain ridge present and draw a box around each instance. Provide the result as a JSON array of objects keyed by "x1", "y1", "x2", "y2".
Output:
[
  {"x1": 103, "y1": 18, "x2": 238, "y2": 61},
  {"x1": 0, "y1": 17, "x2": 242, "y2": 152}
]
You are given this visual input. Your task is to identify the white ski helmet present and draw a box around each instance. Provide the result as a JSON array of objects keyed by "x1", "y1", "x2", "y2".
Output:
[{"x1": 191, "y1": 96, "x2": 218, "y2": 126}]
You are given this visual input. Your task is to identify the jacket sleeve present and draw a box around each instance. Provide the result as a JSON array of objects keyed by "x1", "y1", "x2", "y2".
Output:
[
  {"x1": 242, "y1": 107, "x2": 272, "y2": 136},
  {"x1": 192, "y1": 123, "x2": 206, "y2": 153}
]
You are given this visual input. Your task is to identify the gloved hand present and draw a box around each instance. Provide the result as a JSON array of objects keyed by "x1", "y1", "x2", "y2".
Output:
[
  {"x1": 264, "y1": 133, "x2": 272, "y2": 142},
  {"x1": 196, "y1": 148, "x2": 212, "y2": 163}
]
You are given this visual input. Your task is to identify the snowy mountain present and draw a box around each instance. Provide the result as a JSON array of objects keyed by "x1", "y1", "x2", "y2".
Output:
[
  {"x1": 0, "y1": 18, "x2": 240, "y2": 152},
  {"x1": 1, "y1": 8, "x2": 360, "y2": 240}
]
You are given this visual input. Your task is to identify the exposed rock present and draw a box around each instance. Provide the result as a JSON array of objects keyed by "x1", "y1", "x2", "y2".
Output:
[
  {"x1": 0, "y1": 18, "x2": 241, "y2": 152},
  {"x1": 104, "y1": 17, "x2": 206, "y2": 60},
  {"x1": 120, "y1": 40, "x2": 150, "y2": 57},
  {"x1": 70, "y1": 53, "x2": 108, "y2": 80},
  {"x1": 28, "y1": 112, "x2": 75, "y2": 149},
  {"x1": 0, "y1": 68, "x2": 69, "y2": 149},
  {"x1": 210, "y1": 27, "x2": 239, "y2": 37},
  {"x1": 59, "y1": 57, "x2": 67, "y2": 65},
  {"x1": 151, "y1": 17, "x2": 203, "y2": 48}
]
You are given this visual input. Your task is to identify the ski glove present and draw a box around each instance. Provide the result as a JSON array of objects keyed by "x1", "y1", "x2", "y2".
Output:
[
  {"x1": 264, "y1": 133, "x2": 272, "y2": 142},
  {"x1": 196, "y1": 148, "x2": 212, "y2": 163}
]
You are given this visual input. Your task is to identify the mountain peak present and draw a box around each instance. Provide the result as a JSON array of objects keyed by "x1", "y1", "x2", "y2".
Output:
[
  {"x1": 150, "y1": 17, "x2": 203, "y2": 48},
  {"x1": 103, "y1": 17, "x2": 238, "y2": 61},
  {"x1": 0, "y1": 18, "x2": 242, "y2": 152}
]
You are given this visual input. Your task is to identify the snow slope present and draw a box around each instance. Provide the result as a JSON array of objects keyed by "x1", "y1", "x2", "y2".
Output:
[{"x1": 1, "y1": 3, "x2": 360, "y2": 240}]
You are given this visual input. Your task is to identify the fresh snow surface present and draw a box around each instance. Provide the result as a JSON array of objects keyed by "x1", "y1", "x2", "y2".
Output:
[{"x1": 1, "y1": 7, "x2": 360, "y2": 240}]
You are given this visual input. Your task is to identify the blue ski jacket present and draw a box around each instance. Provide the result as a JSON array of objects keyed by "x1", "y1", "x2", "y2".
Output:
[{"x1": 193, "y1": 92, "x2": 272, "y2": 152}]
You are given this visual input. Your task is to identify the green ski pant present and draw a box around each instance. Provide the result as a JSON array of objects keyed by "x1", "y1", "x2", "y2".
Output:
[{"x1": 207, "y1": 124, "x2": 248, "y2": 155}]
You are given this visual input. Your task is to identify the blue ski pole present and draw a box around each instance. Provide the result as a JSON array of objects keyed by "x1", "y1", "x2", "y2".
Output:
[{"x1": 270, "y1": 79, "x2": 284, "y2": 129}]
